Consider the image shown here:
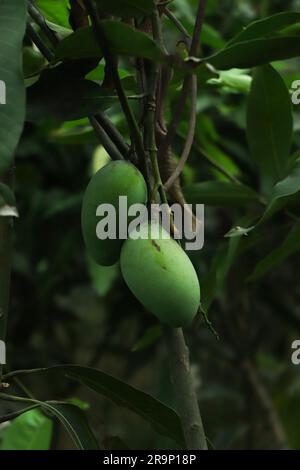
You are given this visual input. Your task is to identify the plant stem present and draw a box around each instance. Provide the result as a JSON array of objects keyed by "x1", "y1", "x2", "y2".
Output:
[
  {"x1": 164, "y1": 7, "x2": 191, "y2": 40},
  {"x1": 0, "y1": 171, "x2": 14, "y2": 381},
  {"x1": 26, "y1": 22, "x2": 54, "y2": 61},
  {"x1": 158, "y1": 0, "x2": 207, "y2": 164},
  {"x1": 164, "y1": 74, "x2": 197, "y2": 190},
  {"x1": 86, "y1": 0, "x2": 146, "y2": 165},
  {"x1": 27, "y1": 0, "x2": 58, "y2": 47},
  {"x1": 95, "y1": 110, "x2": 131, "y2": 159},
  {"x1": 89, "y1": 116, "x2": 125, "y2": 161},
  {"x1": 165, "y1": 328, "x2": 207, "y2": 450}
]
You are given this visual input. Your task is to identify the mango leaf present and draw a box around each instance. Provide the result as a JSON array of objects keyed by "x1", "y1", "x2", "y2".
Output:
[
  {"x1": 26, "y1": 67, "x2": 116, "y2": 122},
  {"x1": 0, "y1": 0, "x2": 26, "y2": 173},
  {"x1": 183, "y1": 181, "x2": 260, "y2": 207},
  {"x1": 248, "y1": 220, "x2": 300, "y2": 281},
  {"x1": 36, "y1": 0, "x2": 70, "y2": 28},
  {"x1": 55, "y1": 23, "x2": 164, "y2": 62},
  {"x1": 205, "y1": 36, "x2": 300, "y2": 71},
  {"x1": 5, "y1": 365, "x2": 185, "y2": 446},
  {"x1": 208, "y1": 68, "x2": 252, "y2": 94},
  {"x1": 39, "y1": 402, "x2": 99, "y2": 450},
  {"x1": 228, "y1": 11, "x2": 300, "y2": 45},
  {"x1": 259, "y1": 158, "x2": 300, "y2": 223},
  {"x1": 0, "y1": 409, "x2": 52, "y2": 450},
  {"x1": 226, "y1": 159, "x2": 300, "y2": 237},
  {"x1": 94, "y1": 0, "x2": 154, "y2": 18},
  {"x1": 0, "y1": 183, "x2": 18, "y2": 218},
  {"x1": 247, "y1": 65, "x2": 292, "y2": 182}
]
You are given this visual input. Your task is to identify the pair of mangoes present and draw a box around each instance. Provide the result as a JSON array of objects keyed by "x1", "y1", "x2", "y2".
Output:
[{"x1": 81, "y1": 161, "x2": 200, "y2": 327}]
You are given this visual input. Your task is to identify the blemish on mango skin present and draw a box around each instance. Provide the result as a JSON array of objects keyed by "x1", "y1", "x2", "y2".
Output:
[{"x1": 151, "y1": 240, "x2": 161, "y2": 252}]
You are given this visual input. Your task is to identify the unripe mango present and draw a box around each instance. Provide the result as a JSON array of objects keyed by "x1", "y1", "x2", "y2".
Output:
[
  {"x1": 81, "y1": 161, "x2": 147, "y2": 266},
  {"x1": 120, "y1": 223, "x2": 200, "y2": 327}
]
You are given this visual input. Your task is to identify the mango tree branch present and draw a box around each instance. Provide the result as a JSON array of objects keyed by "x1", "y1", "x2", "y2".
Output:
[
  {"x1": 164, "y1": 74, "x2": 197, "y2": 190},
  {"x1": 165, "y1": 328, "x2": 208, "y2": 450},
  {"x1": 27, "y1": 0, "x2": 58, "y2": 46},
  {"x1": 158, "y1": 0, "x2": 207, "y2": 164},
  {"x1": 26, "y1": 22, "x2": 54, "y2": 61},
  {"x1": 151, "y1": 9, "x2": 207, "y2": 450},
  {"x1": 95, "y1": 111, "x2": 131, "y2": 159},
  {"x1": 89, "y1": 116, "x2": 125, "y2": 161},
  {"x1": 85, "y1": 0, "x2": 147, "y2": 165}
]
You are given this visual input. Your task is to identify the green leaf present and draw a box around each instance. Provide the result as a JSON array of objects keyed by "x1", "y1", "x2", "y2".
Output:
[
  {"x1": 0, "y1": 0, "x2": 26, "y2": 174},
  {"x1": 248, "y1": 220, "x2": 300, "y2": 281},
  {"x1": 0, "y1": 409, "x2": 53, "y2": 450},
  {"x1": 208, "y1": 68, "x2": 252, "y2": 94},
  {"x1": 183, "y1": 181, "x2": 260, "y2": 207},
  {"x1": 36, "y1": 0, "x2": 70, "y2": 28},
  {"x1": 260, "y1": 158, "x2": 300, "y2": 223},
  {"x1": 0, "y1": 183, "x2": 18, "y2": 218},
  {"x1": 247, "y1": 65, "x2": 292, "y2": 182},
  {"x1": 55, "y1": 23, "x2": 164, "y2": 62},
  {"x1": 228, "y1": 11, "x2": 300, "y2": 45},
  {"x1": 6, "y1": 365, "x2": 185, "y2": 446},
  {"x1": 39, "y1": 402, "x2": 99, "y2": 450},
  {"x1": 205, "y1": 36, "x2": 300, "y2": 70},
  {"x1": 26, "y1": 67, "x2": 116, "y2": 122},
  {"x1": 94, "y1": 0, "x2": 154, "y2": 18}
]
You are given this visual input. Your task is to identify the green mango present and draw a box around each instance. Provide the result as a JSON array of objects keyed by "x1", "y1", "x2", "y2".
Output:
[
  {"x1": 120, "y1": 223, "x2": 200, "y2": 327},
  {"x1": 81, "y1": 161, "x2": 147, "y2": 266}
]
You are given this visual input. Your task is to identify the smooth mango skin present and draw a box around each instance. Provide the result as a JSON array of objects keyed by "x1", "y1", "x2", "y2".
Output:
[
  {"x1": 81, "y1": 161, "x2": 147, "y2": 266},
  {"x1": 120, "y1": 223, "x2": 200, "y2": 327}
]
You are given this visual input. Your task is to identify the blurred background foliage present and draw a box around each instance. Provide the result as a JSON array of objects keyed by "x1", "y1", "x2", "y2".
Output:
[{"x1": 1, "y1": 0, "x2": 300, "y2": 450}]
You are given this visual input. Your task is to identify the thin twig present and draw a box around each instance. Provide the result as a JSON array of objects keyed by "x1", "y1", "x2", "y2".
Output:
[
  {"x1": 0, "y1": 405, "x2": 39, "y2": 424},
  {"x1": 165, "y1": 328, "x2": 208, "y2": 450},
  {"x1": 195, "y1": 145, "x2": 242, "y2": 185},
  {"x1": 164, "y1": 7, "x2": 191, "y2": 40},
  {"x1": 26, "y1": 22, "x2": 54, "y2": 62},
  {"x1": 242, "y1": 359, "x2": 288, "y2": 450},
  {"x1": 86, "y1": 0, "x2": 146, "y2": 165},
  {"x1": 158, "y1": 0, "x2": 207, "y2": 165},
  {"x1": 27, "y1": 0, "x2": 58, "y2": 47},
  {"x1": 164, "y1": 74, "x2": 197, "y2": 190},
  {"x1": 95, "y1": 111, "x2": 131, "y2": 159},
  {"x1": 90, "y1": 116, "x2": 125, "y2": 161}
]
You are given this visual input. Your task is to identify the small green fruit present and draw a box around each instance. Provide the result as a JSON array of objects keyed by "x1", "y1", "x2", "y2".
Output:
[
  {"x1": 81, "y1": 161, "x2": 147, "y2": 266},
  {"x1": 120, "y1": 223, "x2": 200, "y2": 327}
]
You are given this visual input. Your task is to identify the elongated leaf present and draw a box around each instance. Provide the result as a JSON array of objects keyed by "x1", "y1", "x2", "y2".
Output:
[
  {"x1": 0, "y1": 409, "x2": 52, "y2": 450},
  {"x1": 36, "y1": 0, "x2": 70, "y2": 28},
  {"x1": 0, "y1": 0, "x2": 26, "y2": 173},
  {"x1": 228, "y1": 11, "x2": 300, "y2": 45},
  {"x1": 247, "y1": 65, "x2": 292, "y2": 181},
  {"x1": 205, "y1": 36, "x2": 300, "y2": 71},
  {"x1": 6, "y1": 365, "x2": 185, "y2": 446},
  {"x1": 260, "y1": 158, "x2": 300, "y2": 223},
  {"x1": 55, "y1": 23, "x2": 164, "y2": 62},
  {"x1": 184, "y1": 181, "x2": 260, "y2": 207},
  {"x1": 26, "y1": 67, "x2": 116, "y2": 122},
  {"x1": 248, "y1": 220, "x2": 300, "y2": 281},
  {"x1": 40, "y1": 402, "x2": 99, "y2": 450},
  {"x1": 226, "y1": 159, "x2": 300, "y2": 237},
  {"x1": 95, "y1": 0, "x2": 154, "y2": 18}
]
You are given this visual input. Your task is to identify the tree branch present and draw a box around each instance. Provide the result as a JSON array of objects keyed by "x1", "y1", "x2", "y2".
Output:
[
  {"x1": 27, "y1": 0, "x2": 58, "y2": 47},
  {"x1": 95, "y1": 111, "x2": 131, "y2": 160},
  {"x1": 158, "y1": 0, "x2": 207, "y2": 166},
  {"x1": 26, "y1": 22, "x2": 54, "y2": 62},
  {"x1": 85, "y1": 0, "x2": 146, "y2": 166},
  {"x1": 164, "y1": 74, "x2": 197, "y2": 190},
  {"x1": 90, "y1": 116, "x2": 125, "y2": 161},
  {"x1": 165, "y1": 328, "x2": 207, "y2": 450}
]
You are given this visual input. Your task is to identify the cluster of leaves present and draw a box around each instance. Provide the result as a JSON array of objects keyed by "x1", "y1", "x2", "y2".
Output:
[{"x1": 1, "y1": 0, "x2": 300, "y2": 450}]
